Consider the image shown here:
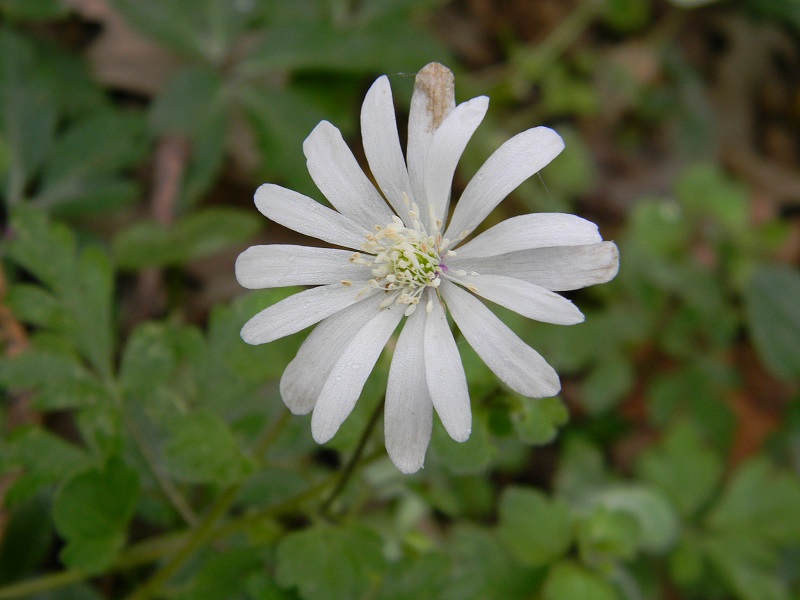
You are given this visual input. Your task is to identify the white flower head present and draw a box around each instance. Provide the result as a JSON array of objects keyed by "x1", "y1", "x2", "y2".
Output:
[{"x1": 236, "y1": 63, "x2": 619, "y2": 474}]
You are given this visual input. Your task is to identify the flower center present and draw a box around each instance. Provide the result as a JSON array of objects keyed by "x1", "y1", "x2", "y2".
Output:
[{"x1": 351, "y1": 208, "x2": 454, "y2": 315}]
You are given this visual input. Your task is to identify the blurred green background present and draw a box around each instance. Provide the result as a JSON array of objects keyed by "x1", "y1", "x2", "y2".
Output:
[{"x1": 1, "y1": 0, "x2": 799, "y2": 599}]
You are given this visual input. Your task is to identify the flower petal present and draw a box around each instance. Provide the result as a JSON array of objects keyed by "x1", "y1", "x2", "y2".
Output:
[
  {"x1": 235, "y1": 245, "x2": 369, "y2": 289},
  {"x1": 361, "y1": 75, "x2": 415, "y2": 221},
  {"x1": 450, "y1": 242, "x2": 620, "y2": 292},
  {"x1": 311, "y1": 304, "x2": 403, "y2": 444},
  {"x1": 303, "y1": 120, "x2": 394, "y2": 230},
  {"x1": 280, "y1": 294, "x2": 384, "y2": 415},
  {"x1": 424, "y1": 96, "x2": 489, "y2": 230},
  {"x1": 447, "y1": 273, "x2": 584, "y2": 325},
  {"x1": 254, "y1": 183, "x2": 368, "y2": 250},
  {"x1": 441, "y1": 280, "x2": 560, "y2": 397},
  {"x1": 424, "y1": 290, "x2": 471, "y2": 442},
  {"x1": 407, "y1": 63, "x2": 455, "y2": 221},
  {"x1": 444, "y1": 127, "x2": 565, "y2": 240},
  {"x1": 240, "y1": 283, "x2": 371, "y2": 345},
  {"x1": 385, "y1": 306, "x2": 433, "y2": 474},
  {"x1": 454, "y1": 213, "x2": 602, "y2": 259}
]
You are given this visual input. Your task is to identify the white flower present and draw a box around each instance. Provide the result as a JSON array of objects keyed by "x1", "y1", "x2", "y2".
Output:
[{"x1": 236, "y1": 63, "x2": 619, "y2": 474}]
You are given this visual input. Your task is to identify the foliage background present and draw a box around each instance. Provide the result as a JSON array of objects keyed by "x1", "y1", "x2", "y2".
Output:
[{"x1": 1, "y1": 0, "x2": 799, "y2": 598}]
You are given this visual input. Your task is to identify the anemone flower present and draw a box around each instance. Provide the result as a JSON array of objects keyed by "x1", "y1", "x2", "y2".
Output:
[{"x1": 236, "y1": 63, "x2": 619, "y2": 473}]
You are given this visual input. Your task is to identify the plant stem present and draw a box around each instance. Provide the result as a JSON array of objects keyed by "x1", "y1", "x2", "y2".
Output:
[
  {"x1": 319, "y1": 398, "x2": 384, "y2": 517},
  {"x1": 253, "y1": 408, "x2": 290, "y2": 461},
  {"x1": 125, "y1": 486, "x2": 238, "y2": 600},
  {"x1": 0, "y1": 446, "x2": 388, "y2": 600},
  {"x1": 123, "y1": 408, "x2": 291, "y2": 600},
  {"x1": 125, "y1": 410, "x2": 199, "y2": 528}
]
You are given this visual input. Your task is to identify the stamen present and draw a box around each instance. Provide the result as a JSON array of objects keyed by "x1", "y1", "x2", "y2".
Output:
[{"x1": 359, "y1": 213, "x2": 446, "y2": 310}]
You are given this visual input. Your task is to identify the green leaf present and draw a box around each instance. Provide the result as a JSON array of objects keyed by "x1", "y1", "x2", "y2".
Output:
[
  {"x1": 0, "y1": 28, "x2": 57, "y2": 206},
  {"x1": 0, "y1": 0, "x2": 68, "y2": 20},
  {"x1": 603, "y1": 0, "x2": 650, "y2": 31},
  {"x1": 275, "y1": 524, "x2": 386, "y2": 600},
  {"x1": 668, "y1": 535, "x2": 706, "y2": 586},
  {"x1": 74, "y1": 246, "x2": 115, "y2": 377},
  {"x1": 675, "y1": 164, "x2": 749, "y2": 232},
  {"x1": 59, "y1": 535, "x2": 126, "y2": 575},
  {"x1": 497, "y1": 487, "x2": 573, "y2": 566},
  {"x1": 177, "y1": 207, "x2": 260, "y2": 258},
  {"x1": 119, "y1": 323, "x2": 178, "y2": 395},
  {"x1": 576, "y1": 506, "x2": 640, "y2": 566},
  {"x1": 743, "y1": 0, "x2": 800, "y2": 33},
  {"x1": 238, "y1": 85, "x2": 329, "y2": 192},
  {"x1": 53, "y1": 456, "x2": 140, "y2": 572},
  {"x1": 5, "y1": 283, "x2": 63, "y2": 328},
  {"x1": 242, "y1": 12, "x2": 447, "y2": 75},
  {"x1": 627, "y1": 199, "x2": 688, "y2": 257},
  {"x1": 442, "y1": 525, "x2": 544, "y2": 600},
  {"x1": 581, "y1": 353, "x2": 635, "y2": 413},
  {"x1": 149, "y1": 67, "x2": 227, "y2": 206},
  {"x1": 704, "y1": 533, "x2": 789, "y2": 600},
  {"x1": 706, "y1": 457, "x2": 800, "y2": 544},
  {"x1": 149, "y1": 67, "x2": 224, "y2": 136},
  {"x1": 7, "y1": 205, "x2": 75, "y2": 291},
  {"x1": 587, "y1": 485, "x2": 680, "y2": 554},
  {"x1": 113, "y1": 207, "x2": 260, "y2": 269},
  {"x1": 429, "y1": 413, "x2": 494, "y2": 475},
  {"x1": 109, "y1": 0, "x2": 246, "y2": 62},
  {"x1": 542, "y1": 561, "x2": 619, "y2": 600},
  {"x1": 636, "y1": 424, "x2": 724, "y2": 517},
  {"x1": 744, "y1": 264, "x2": 800, "y2": 381},
  {"x1": 3, "y1": 426, "x2": 93, "y2": 505},
  {"x1": 33, "y1": 110, "x2": 146, "y2": 215},
  {"x1": 376, "y1": 552, "x2": 451, "y2": 600},
  {"x1": 646, "y1": 363, "x2": 736, "y2": 448},
  {"x1": 6, "y1": 206, "x2": 115, "y2": 377},
  {"x1": 163, "y1": 410, "x2": 254, "y2": 486},
  {"x1": 511, "y1": 396, "x2": 569, "y2": 445},
  {"x1": 554, "y1": 437, "x2": 610, "y2": 502},
  {"x1": 175, "y1": 547, "x2": 266, "y2": 600},
  {"x1": 0, "y1": 346, "x2": 107, "y2": 410}
]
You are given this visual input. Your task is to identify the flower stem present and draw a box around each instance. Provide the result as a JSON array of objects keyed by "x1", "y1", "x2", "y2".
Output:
[{"x1": 319, "y1": 398, "x2": 384, "y2": 517}]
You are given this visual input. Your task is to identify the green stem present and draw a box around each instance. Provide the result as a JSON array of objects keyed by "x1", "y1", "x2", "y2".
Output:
[
  {"x1": 125, "y1": 410, "x2": 199, "y2": 528},
  {"x1": 319, "y1": 399, "x2": 384, "y2": 517},
  {"x1": 0, "y1": 407, "x2": 371, "y2": 600},
  {"x1": 125, "y1": 486, "x2": 238, "y2": 600},
  {"x1": 123, "y1": 408, "x2": 291, "y2": 600},
  {"x1": 0, "y1": 445, "x2": 387, "y2": 600},
  {"x1": 253, "y1": 408, "x2": 290, "y2": 461}
]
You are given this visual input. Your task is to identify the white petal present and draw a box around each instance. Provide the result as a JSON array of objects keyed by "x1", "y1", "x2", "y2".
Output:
[
  {"x1": 361, "y1": 76, "x2": 414, "y2": 221},
  {"x1": 454, "y1": 213, "x2": 602, "y2": 259},
  {"x1": 311, "y1": 305, "x2": 403, "y2": 443},
  {"x1": 303, "y1": 121, "x2": 394, "y2": 230},
  {"x1": 280, "y1": 294, "x2": 384, "y2": 415},
  {"x1": 407, "y1": 63, "x2": 455, "y2": 219},
  {"x1": 450, "y1": 242, "x2": 620, "y2": 292},
  {"x1": 441, "y1": 280, "x2": 560, "y2": 397},
  {"x1": 254, "y1": 183, "x2": 368, "y2": 250},
  {"x1": 424, "y1": 290, "x2": 471, "y2": 442},
  {"x1": 385, "y1": 306, "x2": 433, "y2": 474},
  {"x1": 424, "y1": 96, "x2": 488, "y2": 230},
  {"x1": 240, "y1": 283, "x2": 371, "y2": 345},
  {"x1": 235, "y1": 245, "x2": 369, "y2": 289},
  {"x1": 447, "y1": 273, "x2": 584, "y2": 325},
  {"x1": 444, "y1": 127, "x2": 565, "y2": 240}
]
